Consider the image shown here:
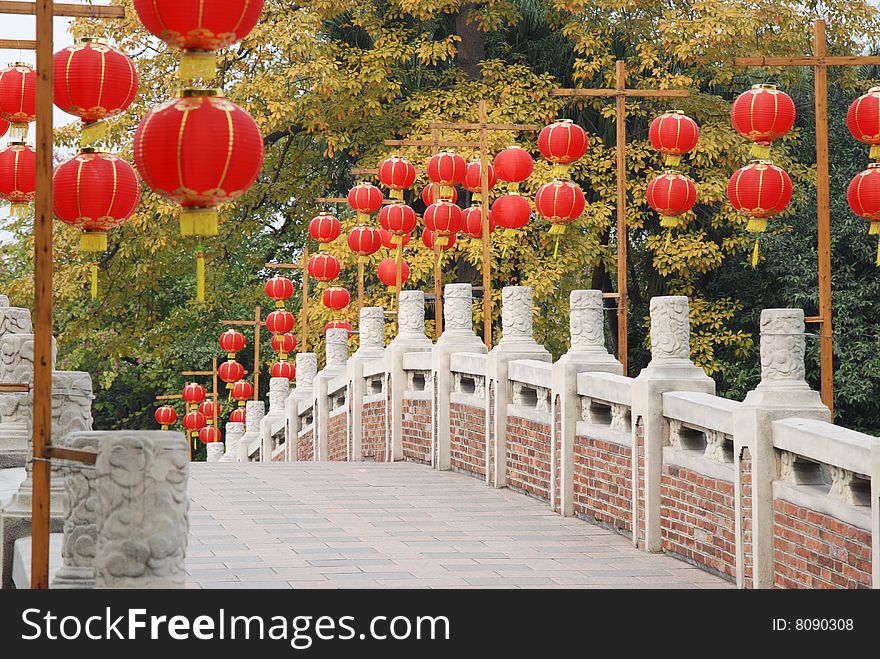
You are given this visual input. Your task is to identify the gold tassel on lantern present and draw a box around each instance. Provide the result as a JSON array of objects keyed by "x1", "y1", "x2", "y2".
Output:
[
  {"x1": 749, "y1": 143, "x2": 772, "y2": 159},
  {"x1": 390, "y1": 189, "x2": 404, "y2": 201},
  {"x1": 10, "y1": 202, "x2": 29, "y2": 217},
  {"x1": 751, "y1": 237, "x2": 761, "y2": 268},
  {"x1": 551, "y1": 164, "x2": 570, "y2": 178},
  {"x1": 357, "y1": 212, "x2": 371, "y2": 223},
  {"x1": 81, "y1": 121, "x2": 107, "y2": 147},
  {"x1": 80, "y1": 232, "x2": 107, "y2": 300},
  {"x1": 90, "y1": 259, "x2": 99, "y2": 300},
  {"x1": 181, "y1": 207, "x2": 219, "y2": 236},
  {"x1": 10, "y1": 123, "x2": 28, "y2": 141},
  {"x1": 179, "y1": 50, "x2": 216, "y2": 82},
  {"x1": 196, "y1": 247, "x2": 206, "y2": 303},
  {"x1": 871, "y1": 221, "x2": 880, "y2": 266},
  {"x1": 746, "y1": 217, "x2": 767, "y2": 233},
  {"x1": 871, "y1": 144, "x2": 880, "y2": 160},
  {"x1": 664, "y1": 155, "x2": 682, "y2": 167}
]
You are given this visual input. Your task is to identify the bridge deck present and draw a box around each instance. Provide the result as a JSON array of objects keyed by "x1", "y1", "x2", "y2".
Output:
[{"x1": 187, "y1": 462, "x2": 731, "y2": 589}]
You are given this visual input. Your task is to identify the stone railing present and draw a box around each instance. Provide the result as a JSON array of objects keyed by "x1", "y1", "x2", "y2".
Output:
[
  {"x1": 448, "y1": 352, "x2": 488, "y2": 480},
  {"x1": 400, "y1": 351, "x2": 433, "y2": 465}
]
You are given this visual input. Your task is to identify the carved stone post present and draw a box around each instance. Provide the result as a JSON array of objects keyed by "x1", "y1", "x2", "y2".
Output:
[
  {"x1": 349, "y1": 308, "x2": 386, "y2": 461},
  {"x1": 220, "y1": 422, "x2": 245, "y2": 462},
  {"x1": 205, "y1": 441, "x2": 225, "y2": 462},
  {"x1": 237, "y1": 400, "x2": 265, "y2": 462},
  {"x1": 553, "y1": 291, "x2": 622, "y2": 515},
  {"x1": 94, "y1": 431, "x2": 189, "y2": 589},
  {"x1": 733, "y1": 309, "x2": 829, "y2": 588},
  {"x1": 315, "y1": 329, "x2": 348, "y2": 461},
  {"x1": 488, "y1": 287, "x2": 551, "y2": 486},
  {"x1": 286, "y1": 353, "x2": 317, "y2": 461},
  {"x1": 261, "y1": 377, "x2": 290, "y2": 461}
]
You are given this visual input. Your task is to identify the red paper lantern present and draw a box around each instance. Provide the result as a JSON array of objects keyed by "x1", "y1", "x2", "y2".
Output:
[
  {"x1": 378, "y1": 156, "x2": 417, "y2": 200},
  {"x1": 377, "y1": 257, "x2": 410, "y2": 289},
  {"x1": 730, "y1": 84, "x2": 796, "y2": 158},
  {"x1": 266, "y1": 309, "x2": 295, "y2": 335},
  {"x1": 646, "y1": 172, "x2": 697, "y2": 228},
  {"x1": 132, "y1": 0, "x2": 265, "y2": 81},
  {"x1": 309, "y1": 212, "x2": 342, "y2": 244},
  {"x1": 272, "y1": 332, "x2": 297, "y2": 356},
  {"x1": 219, "y1": 329, "x2": 246, "y2": 356},
  {"x1": 0, "y1": 143, "x2": 36, "y2": 216},
  {"x1": 727, "y1": 161, "x2": 792, "y2": 230},
  {"x1": 133, "y1": 89, "x2": 264, "y2": 236},
  {"x1": 183, "y1": 411, "x2": 207, "y2": 436},
  {"x1": 154, "y1": 405, "x2": 178, "y2": 430},
  {"x1": 347, "y1": 182, "x2": 384, "y2": 221},
  {"x1": 461, "y1": 206, "x2": 495, "y2": 239},
  {"x1": 52, "y1": 149, "x2": 140, "y2": 252},
  {"x1": 308, "y1": 253, "x2": 341, "y2": 282},
  {"x1": 231, "y1": 380, "x2": 253, "y2": 405},
  {"x1": 347, "y1": 225, "x2": 382, "y2": 261},
  {"x1": 0, "y1": 63, "x2": 36, "y2": 139},
  {"x1": 219, "y1": 360, "x2": 245, "y2": 385},
  {"x1": 53, "y1": 39, "x2": 138, "y2": 145},
  {"x1": 199, "y1": 426, "x2": 222, "y2": 444},
  {"x1": 422, "y1": 228, "x2": 457, "y2": 251},
  {"x1": 424, "y1": 201, "x2": 462, "y2": 236},
  {"x1": 379, "y1": 228, "x2": 410, "y2": 250},
  {"x1": 229, "y1": 407, "x2": 246, "y2": 423},
  {"x1": 324, "y1": 321, "x2": 352, "y2": 336},
  {"x1": 494, "y1": 146, "x2": 534, "y2": 190},
  {"x1": 538, "y1": 120, "x2": 588, "y2": 174},
  {"x1": 847, "y1": 88, "x2": 880, "y2": 160},
  {"x1": 492, "y1": 193, "x2": 532, "y2": 230},
  {"x1": 198, "y1": 400, "x2": 217, "y2": 421},
  {"x1": 323, "y1": 287, "x2": 351, "y2": 311},
  {"x1": 270, "y1": 360, "x2": 296, "y2": 381},
  {"x1": 648, "y1": 111, "x2": 699, "y2": 167},
  {"x1": 535, "y1": 180, "x2": 585, "y2": 235},
  {"x1": 463, "y1": 160, "x2": 497, "y2": 196},
  {"x1": 421, "y1": 183, "x2": 458, "y2": 206},
  {"x1": 847, "y1": 163, "x2": 880, "y2": 264},
  {"x1": 427, "y1": 150, "x2": 467, "y2": 195},
  {"x1": 182, "y1": 382, "x2": 206, "y2": 405},
  {"x1": 265, "y1": 275, "x2": 294, "y2": 308},
  {"x1": 379, "y1": 203, "x2": 417, "y2": 238}
]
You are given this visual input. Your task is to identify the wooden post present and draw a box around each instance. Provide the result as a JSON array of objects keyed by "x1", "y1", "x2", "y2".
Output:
[
  {"x1": 433, "y1": 241, "x2": 443, "y2": 335},
  {"x1": 357, "y1": 260, "x2": 365, "y2": 318}
]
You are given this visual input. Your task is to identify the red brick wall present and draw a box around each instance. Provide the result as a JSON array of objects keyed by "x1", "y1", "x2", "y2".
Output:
[
  {"x1": 773, "y1": 499, "x2": 872, "y2": 589},
  {"x1": 296, "y1": 429, "x2": 313, "y2": 461},
  {"x1": 553, "y1": 398, "x2": 561, "y2": 513},
  {"x1": 327, "y1": 412, "x2": 348, "y2": 461},
  {"x1": 572, "y1": 434, "x2": 632, "y2": 533},
  {"x1": 660, "y1": 463, "x2": 737, "y2": 580},
  {"x1": 402, "y1": 397, "x2": 432, "y2": 464},
  {"x1": 488, "y1": 385, "x2": 495, "y2": 486},
  {"x1": 505, "y1": 413, "x2": 552, "y2": 502},
  {"x1": 741, "y1": 447, "x2": 753, "y2": 588},
  {"x1": 450, "y1": 401, "x2": 486, "y2": 479},
  {"x1": 636, "y1": 419, "x2": 645, "y2": 547},
  {"x1": 362, "y1": 399, "x2": 387, "y2": 462}
]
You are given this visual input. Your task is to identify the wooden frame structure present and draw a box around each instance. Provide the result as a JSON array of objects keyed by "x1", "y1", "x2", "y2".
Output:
[
  {"x1": 265, "y1": 256, "x2": 310, "y2": 351},
  {"x1": 221, "y1": 306, "x2": 264, "y2": 400}
]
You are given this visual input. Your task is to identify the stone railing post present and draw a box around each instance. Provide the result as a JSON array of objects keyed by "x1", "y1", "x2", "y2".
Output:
[
  {"x1": 387, "y1": 292, "x2": 433, "y2": 461},
  {"x1": 315, "y1": 329, "x2": 348, "y2": 461},
  {"x1": 553, "y1": 290, "x2": 622, "y2": 515},
  {"x1": 206, "y1": 439, "x2": 225, "y2": 462},
  {"x1": 220, "y1": 421, "x2": 245, "y2": 462},
  {"x1": 632, "y1": 296, "x2": 714, "y2": 552},
  {"x1": 260, "y1": 376, "x2": 290, "y2": 461},
  {"x1": 733, "y1": 308, "x2": 829, "y2": 588},
  {"x1": 94, "y1": 431, "x2": 189, "y2": 589},
  {"x1": 237, "y1": 400, "x2": 265, "y2": 462},
  {"x1": 349, "y1": 307, "x2": 386, "y2": 461},
  {"x1": 286, "y1": 353, "x2": 317, "y2": 461},
  {"x1": 432, "y1": 284, "x2": 485, "y2": 470},
  {"x1": 488, "y1": 286, "x2": 551, "y2": 487}
]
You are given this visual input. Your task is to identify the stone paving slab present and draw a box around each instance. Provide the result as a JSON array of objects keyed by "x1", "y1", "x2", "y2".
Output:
[{"x1": 187, "y1": 462, "x2": 733, "y2": 590}]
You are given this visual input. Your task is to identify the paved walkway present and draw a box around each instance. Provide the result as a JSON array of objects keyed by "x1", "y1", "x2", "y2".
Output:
[{"x1": 187, "y1": 462, "x2": 732, "y2": 589}]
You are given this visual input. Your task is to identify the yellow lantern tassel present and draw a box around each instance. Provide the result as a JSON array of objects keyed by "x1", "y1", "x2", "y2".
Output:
[
  {"x1": 751, "y1": 237, "x2": 760, "y2": 268},
  {"x1": 507, "y1": 181, "x2": 520, "y2": 193},
  {"x1": 876, "y1": 239, "x2": 880, "y2": 267},
  {"x1": 179, "y1": 50, "x2": 216, "y2": 82},
  {"x1": 660, "y1": 216, "x2": 680, "y2": 229},
  {"x1": 81, "y1": 121, "x2": 107, "y2": 147},
  {"x1": 870, "y1": 144, "x2": 880, "y2": 160},
  {"x1": 551, "y1": 163, "x2": 569, "y2": 178},
  {"x1": 749, "y1": 143, "x2": 772, "y2": 159},
  {"x1": 10, "y1": 202, "x2": 29, "y2": 218},
  {"x1": 472, "y1": 193, "x2": 482, "y2": 203},
  {"x1": 439, "y1": 185, "x2": 454, "y2": 200},
  {"x1": 664, "y1": 154, "x2": 682, "y2": 167},
  {"x1": 181, "y1": 207, "x2": 218, "y2": 236},
  {"x1": 746, "y1": 217, "x2": 768, "y2": 233},
  {"x1": 90, "y1": 259, "x2": 99, "y2": 300},
  {"x1": 196, "y1": 247, "x2": 206, "y2": 303},
  {"x1": 80, "y1": 231, "x2": 108, "y2": 252},
  {"x1": 161, "y1": 424, "x2": 169, "y2": 431},
  {"x1": 10, "y1": 123, "x2": 27, "y2": 141},
  {"x1": 391, "y1": 189, "x2": 404, "y2": 201},
  {"x1": 871, "y1": 223, "x2": 880, "y2": 266},
  {"x1": 665, "y1": 232, "x2": 672, "y2": 249},
  {"x1": 547, "y1": 223, "x2": 567, "y2": 236},
  {"x1": 357, "y1": 212, "x2": 371, "y2": 223},
  {"x1": 553, "y1": 238, "x2": 561, "y2": 259}
]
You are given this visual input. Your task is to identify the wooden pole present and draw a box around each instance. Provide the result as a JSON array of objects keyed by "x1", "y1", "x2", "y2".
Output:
[
  {"x1": 357, "y1": 260, "x2": 364, "y2": 318},
  {"x1": 253, "y1": 305, "x2": 261, "y2": 399},
  {"x1": 301, "y1": 246, "x2": 310, "y2": 352},
  {"x1": 394, "y1": 240, "x2": 403, "y2": 330},
  {"x1": 615, "y1": 61, "x2": 629, "y2": 376},
  {"x1": 212, "y1": 356, "x2": 219, "y2": 429},
  {"x1": 434, "y1": 242, "x2": 443, "y2": 335},
  {"x1": 479, "y1": 101, "x2": 492, "y2": 349}
]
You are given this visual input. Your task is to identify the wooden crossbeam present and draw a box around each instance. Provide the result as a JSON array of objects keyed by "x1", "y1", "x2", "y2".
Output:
[
  {"x1": 552, "y1": 88, "x2": 689, "y2": 98},
  {"x1": 0, "y1": 1, "x2": 124, "y2": 17},
  {"x1": 0, "y1": 39, "x2": 36, "y2": 49},
  {"x1": 155, "y1": 394, "x2": 183, "y2": 401},
  {"x1": 428, "y1": 121, "x2": 542, "y2": 131},
  {"x1": 0, "y1": 384, "x2": 29, "y2": 393},
  {"x1": 384, "y1": 139, "x2": 480, "y2": 148},
  {"x1": 735, "y1": 56, "x2": 880, "y2": 67},
  {"x1": 44, "y1": 445, "x2": 96, "y2": 465},
  {"x1": 351, "y1": 168, "x2": 378, "y2": 176},
  {"x1": 316, "y1": 197, "x2": 347, "y2": 203}
]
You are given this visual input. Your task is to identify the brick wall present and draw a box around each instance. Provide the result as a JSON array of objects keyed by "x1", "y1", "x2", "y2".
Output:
[
  {"x1": 660, "y1": 463, "x2": 737, "y2": 580},
  {"x1": 553, "y1": 399, "x2": 561, "y2": 513},
  {"x1": 636, "y1": 419, "x2": 645, "y2": 547},
  {"x1": 740, "y1": 447, "x2": 753, "y2": 588},
  {"x1": 505, "y1": 413, "x2": 552, "y2": 502},
  {"x1": 773, "y1": 499, "x2": 872, "y2": 589},
  {"x1": 488, "y1": 385, "x2": 495, "y2": 486},
  {"x1": 572, "y1": 434, "x2": 632, "y2": 533},
  {"x1": 402, "y1": 396, "x2": 432, "y2": 464},
  {"x1": 450, "y1": 401, "x2": 486, "y2": 479},
  {"x1": 361, "y1": 399, "x2": 387, "y2": 462},
  {"x1": 296, "y1": 429, "x2": 313, "y2": 461},
  {"x1": 327, "y1": 411, "x2": 348, "y2": 461}
]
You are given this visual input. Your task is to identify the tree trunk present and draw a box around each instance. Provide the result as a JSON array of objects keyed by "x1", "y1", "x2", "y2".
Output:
[{"x1": 454, "y1": 5, "x2": 485, "y2": 81}]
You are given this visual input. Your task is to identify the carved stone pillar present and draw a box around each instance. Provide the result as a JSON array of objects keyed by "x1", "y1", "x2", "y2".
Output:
[
  {"x1": 93, "y1": 431, "x2": 189, "y2": 589},
  {"x1": 0, "y1": 304, "x2": 32, "y2": 336},
  {"x1": 238, "y1": 400, "x2": 265, "y2": 462},
  {"x1": 398, "y1": 291, "x2": 428, "y2": 339},
  {"x1": 285, "y1": 353, "x2": 318, "y2": 461},
  {"x1": 326, "y1": 328, "x2": 349, "y2": 368},
  {"x1": 220, "y1": 422, "x2": 245, "y2": 461},
  {"x1": 295, "y1": 353, "x2": 318, "y2": 391},
  {"x1": 205, "y1": 442, "x2": 225, "y2": 462},
  {"x1": 268, "y1": 377, "x2": 289, "y2": 414},
  {"x1": 356, "y1": 307, "x2": 385, "y2": 354},
  {"x1": 261, "y1": 377, "x2": 291, "y2": 461},
  {"x1": 315, "y1": 329, "x2": 349, "y2": 461},
  {"x1": 349, "y1": 308, "x2": 385, "y2": 461}
]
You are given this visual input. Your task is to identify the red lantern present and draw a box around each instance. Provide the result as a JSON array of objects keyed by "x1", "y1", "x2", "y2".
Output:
[
  {"x1": 324, "y1": 321, "x2": 353, "y2": 336},
  {"x1": 154, "y1": 405, "x2": 178, "y2": 430},
  {"x1": 421, "y1": 183, "x2": 458, "y2": 206},
  {"x1": 847, "y1": 88, "x2": 880, "y2": 160},
  {"x1": 492, "y1": 193, "x2": 532, "y2": 230},
  {"x1": 538, "y1": 120, "x2": 588, "y2": 175},
  {"x1": 183, "y1": 411, "x2": 207, "y2": 437},
  {"x1": 219, "y1": 360, "x2": 245, "y2": 386},
  {"x1": 199, "y1": 426, "x2": 222, "y2": 444},
  {"x1": 309, "y1": 212, "x2": 342, "y2": 245},
  {"x1": 347, "y1": 225, "x2": 382, "y2": 261},
  {"x1": 52, "y1": 149, "x2": 140, "y2": 253},
  {"x1": 494, "y1": 146, "x2": 534, "y2": 191},
  {"x1": 379, "y1": 228, "x2": 410, "y2": 250},
  {"x1": 463, "y1": 160, "x2": 497, "y2": 196},
  {"x1": 134, "y1": 89, "x2": 264, "y2": 236},
  {"x1": 265, "y1": 275, "x2": 294, "y2": 308},
  {"x1": 427, "y1": 150, "x2": 466, "y2": 200},
  {"x1": 266, "y1": 309, "x2": 295, "y2": 335},
  {"x1": 198, "y1": 400, "x2": 217, "y2": 422},
  {"x1": 646, "y1": 172, "x2": 697, "y2": 228},
  {"x1": 347, "y1": 182, "x2": 384, "y2": 221},
  {"x1": 379, "y1": 203, "x2": 417, "y2": 238},
  {"x1": 0, "y1": 63, "x2": 36, "y2": 139},
  {"x1": 424, "y1": 201, "x2": 462, "y2": 236},
  {"x1": 182, "y1": 382, "x2": 206, "y2": 405},
  {"x1": 231, "y1": 380, "x2": 254, "y2": 405},
  {"x1": 378, "y1": 156, "x2": 417, "y2": 200},
  {"x1": 229, "y1": 407, "x2": 246, "y2": 423},
  {"x1": 53, "y1": 39, "x2": 139, "y2": 145},
  {"x1": 0, "y1": 143, "x2": 36, "y2": 216},
  {"x1": 648, "y1": 111, "x2": 699, "y2": 167},
  {"x1": 377, "y1": 257, "x2": 410, "y2": 290},
  {"x1": 535, "y1": 180, "x2": 585, "y2": 235},
  {"x1": 730, "y1": 84, "x2": 796, "y2": 158},
  {"x1": 272, "y1": 333, "x2": 297, "y2": 357},
  {"x1": 728, "y1": 160, "x2": 793, "y2": 266},
  {"x1": 847, "y1": 163, "x2": 880, "y2": 265},
  {"x1": 308, "y1": 253, "x2": 341, "y2": 282},
  {"x1": 461, "y1": 206, "x2": 495, "y2": 239},
  {"x1": 270, "y1": 360, "x2": 296, "y2": 381},
  {"x1": 219, "y1": 329, "x2": 246, "y2": 357},
  {"x1": 323, "y1": 287, "x2": 351, "y2": 311},
  {"x1": 422, "y1": 228, "x2": 457, "y2": 251},
  {"x1": 132, "y1": 0, "x2": 265, "y2": 81}
]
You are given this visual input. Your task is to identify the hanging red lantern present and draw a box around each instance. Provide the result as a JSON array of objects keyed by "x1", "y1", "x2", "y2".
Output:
[
  {"x1": 271, "y1": 332, "x2": 297, "y2": 357},
  {"x1": 535, "y1": 180, "x2": 585, "y2": 237},
  {"x1": 308, "y1": 212, "x2": 341, "y2": 245},
  {"x1": 229, "y1": 407, "x2": 246, "y2": 423},
  {"x1": 0, "y1": 63, "x2": 36, "y2": 140},
  {"x1": 347, "y1": 225, "x2": 382, "y2": 262},
  {"x1": 378, "y1": 156, "x2": 417, "y2": 200},
  {"x1": 270, "y1": 360, "x2": 296, "y2": 381},
  {"x1": 183, "y1": 410, "x2": 207, "y2": 437},
  {"x1": 847, "y1": 163, "x2": 880, "y2": 265},
  {"x1": 154, "y1": 405, "x2": 178, "y2": 430},
  {"x1": 308, "y1": 253, "x2": 341, "y2": 282},
  {"x1": 492, "y1": 193, "x2": 532, "y2": 231},
  {"x1": 347, "y1": 182, "x2": 384, "y2": 222},
  {"x1": 427, "y1": 150, "x2": 466, "y2": 200},
  {"x1": 324, "y1": 321, "x2": 353, "y2": 336},
  {"x1": 198, "y1": 400, "x2": 217, "y2": 422},
  {"x1": 494, "y1": 146, "x2": 534, "y2": 191},
  {"x1": 219, "y1": 360, "x2": 245, "y2": 387},
  {"x1": 182, "y1": 382, "x2": 206, "y2": 405},
  {"x1": 421, "y1": 183, "x2": 458, "y2": 206},
  {"x1": 461, "y1": 206, "x2": 495, "y2": 239},
  {"x1": 53, "y1": 39, "x2": 139, "y2": 145},
  {"x1": 218, "y1": 329, "x2": 246, "y2": 357},
  {"x1": 422, "y1": 228, "x2": 457, "y2": 251},
  {"x1": 380, "y1": 228, "x2": 410, "y2": 250},
  {"x1": 231, "y1": 380, "x2": 253, "y2": 406},
  {"x1": 132, "y1": 0, "x2": 265, "y2": 81},
  {"x1": 648, "y1": 111, "x2": 699, "y2": 167},
  {"x1": 199, "y1": 426, "x2": 222, "y2": 444},
  {"x1": 377, "y1": 257, "x2": 410, "y2": 290},
  {"x1": 730, "y1": 84, "x2": 796, "y2": 159},
  {"x1": 265, "y1": 275, "x2": 294, "y2": 308},
  {"x1": 463, "y1": 160, "x2": 497, "y2": 199},
  {"x1": 538, "y1": 120, "x2": 588, "y2": 175},
  {"x1": 847, "y1": 88, "x2": 880, "y2": 160},
  {"x1": 266, "y1": 309, "x2": 295, "y2": 335},
  {"x1": 424, "y1": 201, "x2": 462, "y2": 235},
  {"x1": 0, "y1": 142, "x2": 36, "y2": 216},
  {"x1": 323, "y1": 287, "x2": 351, "y2": 311},
  {"x1": 379, "y1": 203, "x2": 417, "y2": 239},
  {"x1": 727, "y1": 160, "x2": 793, "y2": 266},
  {"x1": 646, "y1": 172, "x2": 697, "y2": 228}
]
